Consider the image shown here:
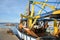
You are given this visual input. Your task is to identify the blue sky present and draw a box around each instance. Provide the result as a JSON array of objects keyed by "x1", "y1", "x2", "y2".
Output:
[
  {"x1": 0, "y1": 0, "x2": 60, "y2": 23},
  {"x1": 0, "y1": 0, "x2": 28, "y2": 23}
]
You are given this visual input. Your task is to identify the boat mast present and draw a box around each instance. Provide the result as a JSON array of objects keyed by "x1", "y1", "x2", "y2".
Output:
[{"x1": 28, "y1": 0, "x2": 30, "y2": 15}]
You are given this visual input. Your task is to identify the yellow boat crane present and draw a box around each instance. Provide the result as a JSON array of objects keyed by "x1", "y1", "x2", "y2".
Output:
[{"x1": 20, "y1": 0, "x2": 60, "y2": 37}]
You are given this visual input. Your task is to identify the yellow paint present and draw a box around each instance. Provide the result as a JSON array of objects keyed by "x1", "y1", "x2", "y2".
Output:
[
  {"x1": 38, "y1": 0, "x2": 48, "y2": 15},
  {"x1": 28, "y1": 19, "x2": 33, "y2": 29},
  {"x1": 20, "y1": 0, "x2": 56, "y2": 29},
  {"x1": 31, "y1": 18, "x2": 37, "y2": 28},
  {"x1": 33, "y1": 2, "x2": 43, "y2": 4},
  {"x1": 53, "y1": 10, "x2": 60, "y2": 14},
  {"x1": 31, "y1": 4, "x2": 34, "y2": 17},
  {"x1": 26, "y1": 4, "x2": 34, "y2": 29},
  {"x1": 34, "y1": 15, "x2": 40, "y2": 19},
  {"x1": 53, "y1": 19, "x2": 58, "y2": 36},
  {"x1": 27, "y1": 4, "x2": 34, "y2": 29},
  {"x1": 28, "y1": 16, "x2": 40, "y2": 29},
  {"x1": 46, "y1": 4, "x2": 55, "y2": 10},
  {"x1": 33, "y1": 0, "x2": 55, "y2": 15}
]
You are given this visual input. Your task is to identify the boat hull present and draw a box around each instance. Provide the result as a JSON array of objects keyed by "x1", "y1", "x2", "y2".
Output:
[{"x1": 16, "y1": 29, "x2": 56, "y2": 40}]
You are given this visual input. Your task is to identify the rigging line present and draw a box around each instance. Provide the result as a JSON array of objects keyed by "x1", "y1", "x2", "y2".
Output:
[
  {"x1": 35, "y1": 5, "x2": 47, "y2": 13},
  {"x1": 56, "y1": 0, "x2": 60, "y2": 6},
  {"x1": 35, "y1": 1, "x2": 60, "y2": 4}
]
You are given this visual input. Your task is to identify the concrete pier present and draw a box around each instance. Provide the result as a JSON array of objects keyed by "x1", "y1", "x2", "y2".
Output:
[{"x1": 0, "y1": 28, "x2": 19, "y2": 40}]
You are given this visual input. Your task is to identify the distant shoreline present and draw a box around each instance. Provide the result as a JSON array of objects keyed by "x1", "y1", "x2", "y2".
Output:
[
  {"x1": 0, "y1": 23, "x2": 19, "y2": 26},
  {"x1": 5, "y1": 23, "x2": 16, "y2": 26}
]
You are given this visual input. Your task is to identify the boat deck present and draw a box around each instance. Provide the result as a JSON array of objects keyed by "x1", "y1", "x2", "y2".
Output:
[{"x1": 0, "y1": 28, "x2": 19, "y2": 40}]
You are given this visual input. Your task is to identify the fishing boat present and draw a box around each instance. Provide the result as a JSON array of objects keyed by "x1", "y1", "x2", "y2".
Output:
[{"x1": 16, "y1": 0, "x2": 60, "y2": 40}]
